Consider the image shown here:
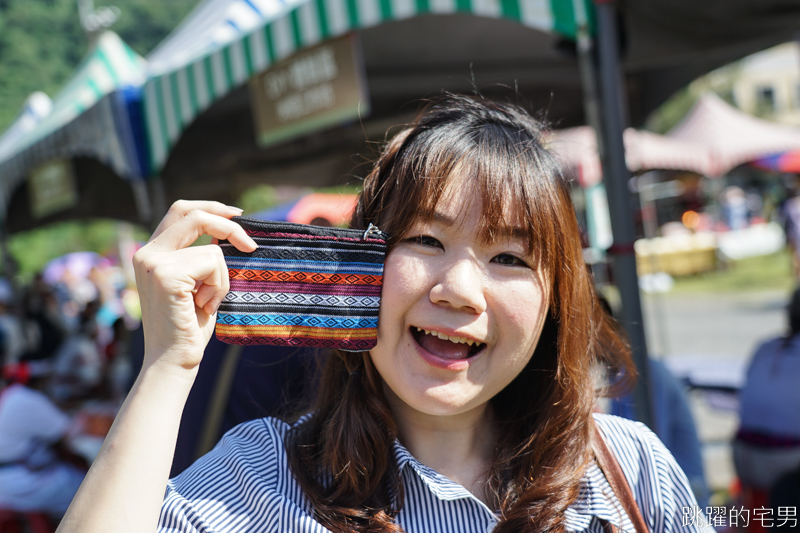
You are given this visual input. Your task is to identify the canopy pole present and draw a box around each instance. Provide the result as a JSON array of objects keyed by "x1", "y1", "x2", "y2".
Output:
[
  {"x1": 587, "y1": 0, "x2": 653, "y2": 428},
  {"x1": 131, "y1": 179, "x2": 152, "y2": 227}
]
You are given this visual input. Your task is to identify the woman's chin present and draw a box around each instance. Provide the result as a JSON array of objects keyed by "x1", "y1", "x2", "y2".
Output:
[{"x1": 389, "y1": 383, "x2": 490, "y2": 419}]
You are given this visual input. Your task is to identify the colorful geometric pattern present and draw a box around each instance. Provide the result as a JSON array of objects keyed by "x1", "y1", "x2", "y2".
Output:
[
  {"x1": 223, "y1": 292, "x2": 380, "y2": 307},
  {"x1": 216, "y1": 217, "x2": 387, "y2": 352},
  {"x1": 227, "y1": 269, "x2": 383, "y2": 285}
]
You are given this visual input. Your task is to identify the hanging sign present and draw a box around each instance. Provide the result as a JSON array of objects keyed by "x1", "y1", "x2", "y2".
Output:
[
  {"x1": 249, "y1": 34, "x2": 370, "y2": 148},
  {"x1": 28, "y1": 159, "x2": 78, "y2": 219}
]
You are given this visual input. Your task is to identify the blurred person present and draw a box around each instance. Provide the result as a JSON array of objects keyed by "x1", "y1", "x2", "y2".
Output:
[
  {"x1": 771, "y1": 466, "x2": 800, "y2": 531},
  {"x1": 733, "y1": 286, "x2": 800, "y2": 506},
  {"x1": 87, "y1": 264, "x2": 123, "y2": 337},
  {"x1": 0, "y1": 359, "x2": 86, "y2": 518},
  {"x1": 105, "y1": 317, "x2": 132, "y2": 403},
  {"x1": 720, "y1": 185, "x2": 749, "y2": 231},
  {"x1": 780, "y1": 184, "x2": 800, "y2": 278},
  {"x1": 21, "y1": 273, "x2": 67, "y2": 362},
  {"x1": 745, "y1": 188, "x2": 764, "y2": 224},
  {"x1": 607, "y1": 359, "x2": 710, "y2": 508},
  {"x1": 0, "y1": 278, "x2": 27, "y2": 365},
  {"x1": 596, "y1": 296, "x2": 710, "y2": 507},
  {"x1": 52, "y1": 269, "x2": 99, "y2": 335},
  {"x1": 50, "y1": 300, "x2": 104, "y2": 403}
]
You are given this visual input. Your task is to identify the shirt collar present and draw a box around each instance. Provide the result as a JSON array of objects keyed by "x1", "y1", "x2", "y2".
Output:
[
  {"x1": 392, "y1": 441, "x2": 635, "y2": 532},
  {"x1": 392, "y1": 440, "x2": 477, "y2": 502}
]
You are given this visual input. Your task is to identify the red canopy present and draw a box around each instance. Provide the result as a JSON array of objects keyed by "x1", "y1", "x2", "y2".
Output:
[{"x1": 668, "y1": 93, "x2": 800, "y2": 176}]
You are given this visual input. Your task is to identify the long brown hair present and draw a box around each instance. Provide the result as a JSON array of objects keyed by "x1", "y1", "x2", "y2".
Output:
[{"x1": 286, "y1": 94, "x2": 633, "y2": 532}]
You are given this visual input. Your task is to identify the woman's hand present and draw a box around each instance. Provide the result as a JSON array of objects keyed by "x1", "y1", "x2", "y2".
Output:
[{"x1": 133, "y1": 200, "x2": 256, "y2": 375}]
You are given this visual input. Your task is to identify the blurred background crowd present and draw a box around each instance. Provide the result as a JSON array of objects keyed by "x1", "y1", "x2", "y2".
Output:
[{"x1": 1, "y1": 0, "x2": 800, "y2": 531}]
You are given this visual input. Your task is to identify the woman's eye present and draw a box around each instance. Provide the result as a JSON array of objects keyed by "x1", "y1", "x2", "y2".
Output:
[
  {"x1": 492, "y1": 254, "x2": 528, "y2": 267},
  {"x1": 408, "y1": 235, "x2": 442, "y2": 248}
]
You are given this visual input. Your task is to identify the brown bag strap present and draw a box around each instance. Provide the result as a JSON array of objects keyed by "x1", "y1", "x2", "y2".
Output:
[{"x1": 591, "y1": 423, "x2": 650, "y2": 533}]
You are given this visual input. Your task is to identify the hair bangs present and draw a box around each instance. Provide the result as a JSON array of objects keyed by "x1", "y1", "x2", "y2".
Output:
[
  {"x1": 468, "y1": 125, "x2": 561, "y2": 277},
  {"x1": 369, "y1": 116, "x2": 565, "y2": 288}
]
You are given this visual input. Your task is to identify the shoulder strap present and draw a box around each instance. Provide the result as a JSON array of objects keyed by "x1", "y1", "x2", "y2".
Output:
[{"x1": 591, "y1": 422, "x2": 650, "y2": 533}]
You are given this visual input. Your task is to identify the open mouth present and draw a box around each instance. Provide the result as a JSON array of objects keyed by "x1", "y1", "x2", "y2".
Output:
[{"x1": 410, "y1": 326, "x2": 486, "y2": 360}]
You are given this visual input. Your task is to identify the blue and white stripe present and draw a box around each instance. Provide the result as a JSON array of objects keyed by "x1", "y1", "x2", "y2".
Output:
[
  {"x1": 224, "y1": 292, "x2": 381, "y2": 307},
  {"x1": 158, "y1": 414, "x2": 715, "y2": 532},
  {"x1": 216, "y1": 313, "x2": 378, "y2": 328}
]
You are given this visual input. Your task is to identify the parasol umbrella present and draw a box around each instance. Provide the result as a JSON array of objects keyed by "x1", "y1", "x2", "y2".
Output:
[
  {"x1": 42, "y1": 251, "x2": 106, "y2": 285},
  {"x1": 752, "y1": 150, "x2": 800, "y2": 173}
]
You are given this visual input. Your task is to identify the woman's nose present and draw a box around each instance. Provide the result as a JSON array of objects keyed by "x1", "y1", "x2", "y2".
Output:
[{"x1": 429, "y1": 259, "x2": 487, "y2": 314}]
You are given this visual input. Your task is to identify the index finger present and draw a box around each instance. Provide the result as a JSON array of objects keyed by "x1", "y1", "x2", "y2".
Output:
[
  {"x1": 148, "y1": 209, "x2": 257, "y2": 253},
  {"x1": 150, "y1": 200, "x2": 243, "y2": 243}
]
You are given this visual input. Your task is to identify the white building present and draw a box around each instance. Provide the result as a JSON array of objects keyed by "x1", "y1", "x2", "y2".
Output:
[{"x1": 726, "y1": 42, "x2": 800, "y2": 126}]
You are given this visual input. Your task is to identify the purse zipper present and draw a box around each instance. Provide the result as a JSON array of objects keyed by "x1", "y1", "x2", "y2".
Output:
[{"x1": 233, "y1": 216, "x2": 386, "y2": 241}]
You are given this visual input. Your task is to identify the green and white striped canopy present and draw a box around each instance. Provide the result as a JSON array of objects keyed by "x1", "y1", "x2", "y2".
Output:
[
  {"x1": 0, "y1": 31, "x2": 146, "y2": 221},
  {"x1": 142, "y1": 0, "x2": 591, "y2": 174},
  {"x1": 6, "y1": 31, "x2": 145, "y2": 159}
]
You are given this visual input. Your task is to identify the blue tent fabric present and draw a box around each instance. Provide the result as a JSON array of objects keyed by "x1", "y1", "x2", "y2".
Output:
[
  {"x1": 112, "y1": 86, "x2": 151, "y2": 180},
  {"x1": 0, "y1": 32, "x2": 147, "y2": 223}
]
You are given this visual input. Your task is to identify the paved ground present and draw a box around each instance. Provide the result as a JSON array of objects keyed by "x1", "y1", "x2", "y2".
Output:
[
  {"x1": 639, "y1": 289, "x2": 791, "y2": 495},
  {"x1": 643, "y1": 290, "x2": 788, "y2": 363}
]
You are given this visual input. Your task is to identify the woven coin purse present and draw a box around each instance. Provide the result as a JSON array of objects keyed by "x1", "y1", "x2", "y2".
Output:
[{"x1": 215, "y1": 217, "x2": 388, "y2": 352}]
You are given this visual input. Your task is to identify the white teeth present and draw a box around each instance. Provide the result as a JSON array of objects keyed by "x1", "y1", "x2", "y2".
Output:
[{"x1": 415, "y1": 327, "x2": 483, "y2": 347}]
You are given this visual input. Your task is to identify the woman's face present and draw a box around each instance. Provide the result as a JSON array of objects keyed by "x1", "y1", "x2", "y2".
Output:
[{"x1": 369, "y1": 181, "x2": 549, "y2": 419}]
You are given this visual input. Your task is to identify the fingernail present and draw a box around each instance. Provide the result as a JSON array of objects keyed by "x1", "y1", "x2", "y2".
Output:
[{"x1": 227, "y1": 205, "x2": 244, "y2": 213}]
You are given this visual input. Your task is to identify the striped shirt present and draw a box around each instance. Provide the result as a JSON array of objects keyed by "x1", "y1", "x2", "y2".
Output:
[{"x1": 158, "y1": 414, "x2": 714, "y2": 532}]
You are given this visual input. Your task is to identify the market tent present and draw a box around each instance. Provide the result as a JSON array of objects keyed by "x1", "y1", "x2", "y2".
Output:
[
  {"x1": 0, "y1": 93, "x2": 53, "y2": 163},
  {"x1": 0, "y1": 31, "x2": 148, "y2": 233},
  {"x1": 142, "y1": 0, "x2": 589, "y2": 176},
  {"x1": 549, "y1": 126, "x2": 714, "y2": 187},
  {"x1": 133, "y1": 0, "x2": 800, "y2": 209},
  {"x1": 146, "y1": 0, "x2": 309, "y2": 79},
  {"x1": 668, "y1": 92, "x2": 800, "y2": 176}
]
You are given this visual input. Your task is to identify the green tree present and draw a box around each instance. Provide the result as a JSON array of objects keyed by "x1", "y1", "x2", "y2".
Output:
[
  {"x1": 6, "y1": 219, "x2": 149, "y2": 279},
  {"x1": 0, "y1": 0, "x2": 196, "y2": 131},
  {"x1": 645, "y1": 62, "x2": 742, "y2": 134},
  {"x1": 0, "y1": 0, "x2": 85, "y2": 130}
]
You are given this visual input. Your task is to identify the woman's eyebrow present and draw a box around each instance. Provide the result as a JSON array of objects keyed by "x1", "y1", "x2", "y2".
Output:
[
  {"x1": 431, "y1": 211, "x2": 456, "y2": 225},
  {"x1": 499, "y1": 227, "x2": 528, "y2": 240},
  {"x1": 425, "y1": 211, "x2": 528, "y2": 242}
]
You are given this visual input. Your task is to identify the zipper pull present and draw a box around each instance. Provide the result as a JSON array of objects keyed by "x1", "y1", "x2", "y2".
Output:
[{"x1": 362, "y1": 223, "x2": 381, "y2": 240}]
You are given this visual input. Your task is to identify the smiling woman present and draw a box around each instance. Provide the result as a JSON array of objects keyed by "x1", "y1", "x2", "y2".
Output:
[
  {"x1": 284, "y1": 95, "x2": 635, "y2": 532},
  {"x1": 57, "y1": 95, "x2": 711, "y2": 533}
]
